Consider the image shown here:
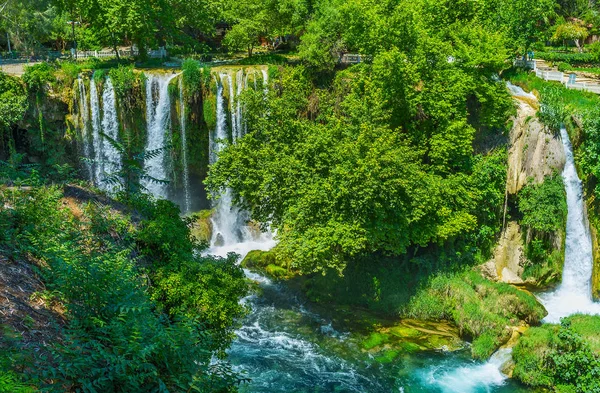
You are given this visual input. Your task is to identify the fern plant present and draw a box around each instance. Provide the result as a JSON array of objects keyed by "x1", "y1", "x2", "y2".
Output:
[{"x1": 83, "y1": 129, "x2": 170, "y2": 197}]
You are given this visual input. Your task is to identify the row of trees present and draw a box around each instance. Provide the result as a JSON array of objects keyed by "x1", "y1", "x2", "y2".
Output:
[{"x1": 0, "y1": 0, "x2": 566, "y2": 59}]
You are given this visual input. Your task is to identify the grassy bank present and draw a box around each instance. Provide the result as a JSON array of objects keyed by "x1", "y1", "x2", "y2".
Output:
[{"x1": 513, "y1": 315, "x2": 600, "y2": 392}]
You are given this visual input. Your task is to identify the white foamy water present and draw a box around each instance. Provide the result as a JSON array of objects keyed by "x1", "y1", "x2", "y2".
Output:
[
  {"x1": 420, "y1": 348, "x2": 512, "y2": 393},
  {"x1": 506, "y1": 82, "x2": 537, "y2": 101},
  {"x1": 143, "y1": 73, "x2": 179, "y2": 198},
  {"x1": 538, "y1": 126, "x2": 600, "y2": 323}
]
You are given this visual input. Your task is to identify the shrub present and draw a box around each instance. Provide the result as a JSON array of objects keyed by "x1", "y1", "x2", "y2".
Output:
[
  {"x1": 513, "y1": 315, "x2": 600, "y2": 392},
  {"x1": 557, "y1": 62, "x2": 572, "y2": 72},
  {"x1": 519, "y1": 175, "x2": 567, "y2": 234},
  {"x1": 21, "y1": 62, "x2": 56, "y2": 93},
  {"x1": 536, "y1": 51, "x2": 595, "y2": 64},
  {"x1": 0, "y1": 186, "x2": 247, "y2": 391},
  {"x1": 182, "y1": 59, "x2": 202, "y2": 99}
]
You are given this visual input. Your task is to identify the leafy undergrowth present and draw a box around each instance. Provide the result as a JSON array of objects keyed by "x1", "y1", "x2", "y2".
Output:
[
  {"x1": 0, "y1": 184, "x2": 248, "y2": 392},
  {"x1": 404, "y1": 270, "x2": 547, "y2": 359},
  {"x1": 513, "y1": 315, "x2": 600, "y2": 392},
  {"x1": 518, "y1": 176, "x2": 567, "y2": 287}
]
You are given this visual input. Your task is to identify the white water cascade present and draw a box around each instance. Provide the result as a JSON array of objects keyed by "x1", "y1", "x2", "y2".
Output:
[
  {"x1": 206, "y1": 72, "x2": 275, "y2": 258},
  {"x1": 90, "y1": 76, "x2": 103, "y2": 185},
  {"x1": 143, "y1": 73, "x2": 179, "y2": 198},
  {"x1": 539, "y1": 126, "x2": 600, "y2": 323},
  {"x1": 420, "y1": 348, "x2": 513, "y2": 393},
  {"x1": 100, "y1": 77, "x2": 122, "y2": 189},
  {"x1": 506, "y1": 82, "x2": 600, "y2": 322},
  {"x1": 77, "y1": 76, "x2": 92, "y2": 179},
  {"x1": 179, "y1": 78, "x2": 191, "y2": 214}
]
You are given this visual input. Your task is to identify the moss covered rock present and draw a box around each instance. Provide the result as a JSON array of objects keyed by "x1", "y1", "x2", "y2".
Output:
[
  {"x1": 189, "y1": 210, "x2": 213, "y2": 243},
  {"x1": 359, "y1": 319, "x2": 464, "y2": 364},
  {"x1": 405, "y1": 270, "x2": 547, "y2": 359}
]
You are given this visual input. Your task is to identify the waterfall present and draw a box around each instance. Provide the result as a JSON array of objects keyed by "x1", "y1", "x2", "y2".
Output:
[
  {"x1": 262, "y1": 69, "x2": 269, "y2": 95},
  {"x1": 179, "y1": 78, "x2": 191, "y2": 214},
  {"x1": 100, "y1": 77, "x2": 122, "y2": 189},
  {"x1": 539, "y1": 126, "x2": 600, "y2": 323},
  {"x1": 236, "y1": 69, "x2": 244, "y2": 138},
  {"x1": 209, "y1": 74, "x2": 242, "y2": 247},
  {"x1": 77, "y1": 76, "x2": 92, "y2": 179},
  {"x1": 206, "y1": 73, "x2": 275, "y2": 258},
  {"x1": 143, "y1": 73, "x2": 179, "y2": 198},
  {"x1": 90, "y1": 76, "x2": 103, "y2": 185},
  {"x1": 419, "y1": 348, "x2": 513, "y2": 393},
  {"x1": 225, "y1": 73, "x2": 237, "y2": 140}
]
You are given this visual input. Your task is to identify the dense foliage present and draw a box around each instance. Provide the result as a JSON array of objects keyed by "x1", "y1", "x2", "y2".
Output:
[
  {"x1": 207, "y1": 0, "x2": 515, "y2": 274},
  {"x1": 0, "y1": 183, "x2": 248, "y2": 392},
  {"x1": 513, "y1": 315, "x2": 600, "y2": 392}
]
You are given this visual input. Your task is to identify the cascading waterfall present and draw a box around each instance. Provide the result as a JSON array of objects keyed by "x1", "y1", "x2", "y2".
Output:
[
  {"x1": 208, "y1": 74, "x2": 246, "y2": 250},
  {"x1": 179, "y1": 78, "x2": 191, "y2": 214},
  {"x1": 100, "y1": 77, "x2": 122, "y2": 188},
  {"x1": 419, "y1": 348, "x2": 513, "y2": 393},
  {"x1": 143, "y1": 73, "x2": 179, "y2": 198},
  {"x1": 77, "y1": 76, "x2": 92, "y2": 179},
  {"x1": 207, "y1": 70, "x2": 275, "y2": 256},
  {"x1": 507, "y1": 82, "x2": 600, "y2": 320},
  {"x1": 235, "y1": 69, "x2": 244, "y2": 138},
  {"x1": 262, "y1": 69, "x2": 269, "y2": 95},
  {"x1": 90, "y1": 76, "x2": 103, "y2": 185},
  {"x1": 539, "y1": 126, "x2": 600, "y2": 323}
]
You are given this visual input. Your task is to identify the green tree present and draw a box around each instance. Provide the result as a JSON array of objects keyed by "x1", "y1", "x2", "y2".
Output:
[{"x1": 553, "y1": 21, "x2": 589, "y2": 51}]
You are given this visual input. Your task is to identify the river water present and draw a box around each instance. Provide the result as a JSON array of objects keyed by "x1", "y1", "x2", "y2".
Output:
[{"x1": 195, "y1": 76, "x2": 536, "y2": 393}]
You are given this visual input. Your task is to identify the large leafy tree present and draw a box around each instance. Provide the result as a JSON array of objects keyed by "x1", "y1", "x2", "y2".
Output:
[
  {"x1": 222, "y1": 0, "x2": 310, "y2": 56},
  {"x1": 0, "y1": 0, "x2": 58, "y2": 52}
]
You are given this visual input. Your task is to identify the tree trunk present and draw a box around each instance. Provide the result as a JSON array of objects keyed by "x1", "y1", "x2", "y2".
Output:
[{"x1": 248, "y1": 45, "x2": 253, "y2": 57}]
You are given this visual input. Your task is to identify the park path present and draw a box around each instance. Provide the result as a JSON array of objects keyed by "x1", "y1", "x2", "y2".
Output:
[{"x1": 0, "y1": 61, "x2": 40, "y2": 76}]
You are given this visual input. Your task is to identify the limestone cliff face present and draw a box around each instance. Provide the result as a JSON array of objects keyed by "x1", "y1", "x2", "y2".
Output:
[
  {"x1": 506, "y1": 101, "x2": 565, "y2": 195},
  {"x1": 483, "y1": 98, "x2": 565, "y2": 286}
]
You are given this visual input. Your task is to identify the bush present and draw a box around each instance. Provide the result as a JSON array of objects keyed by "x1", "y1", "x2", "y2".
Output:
[
  {"x1": 21, "y1": 62, "x2": 56, "y2": 93},
  {"x1": 519, "y1": 175, "x2": 567, "y2": 234},
  {"x1": 589, "y1": 42, "x2": 600, "y2": 62},
  {"x1": 557, "y1": 62, "x2": 572, "y2": 72},
  {"x1": 513, "y1": 315, "x2": 600, "y2": 392},
  {"x1": 536, "y1": 51, "x2": 596, "y2": 64},
  {"x1": 0, "y1": 186, "x2": 247, "y2": 391},
  {"x1": 182, "y1": 59, "x2": 202, "y2": 99}
]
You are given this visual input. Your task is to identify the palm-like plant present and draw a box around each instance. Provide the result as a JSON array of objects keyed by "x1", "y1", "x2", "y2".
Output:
[{"x1": 83, "y1": 130, "x2": 171, "y2": 197}]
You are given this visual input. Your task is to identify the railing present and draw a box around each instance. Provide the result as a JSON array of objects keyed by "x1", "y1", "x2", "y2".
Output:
[
  {"x1": 71, "y1": 47, "x2": 167, "y2": 60},
  {"x1": 565, "y1": 81, "x2": 600, "y2": 94},
  {"x1": 514, "y1": 59, "x2": 536, "y2": 70},
  {"x1": 536, "y1": 69, "x2": 564, "y2": 82},
  {"x1": 340, "y1": 54, "x2": 363, "y2": 64},
  {"x1": 0, "y1": 50, "x2": 65, "y2": 64}
]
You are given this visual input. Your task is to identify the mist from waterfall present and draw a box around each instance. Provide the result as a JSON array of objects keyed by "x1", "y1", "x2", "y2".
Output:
[
  {"x1": 539, "y1": 126, "x2": 600, "y2": 322},
  {"x1": 143, "y1": 73, "x2": 178, "y2": 198}
]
